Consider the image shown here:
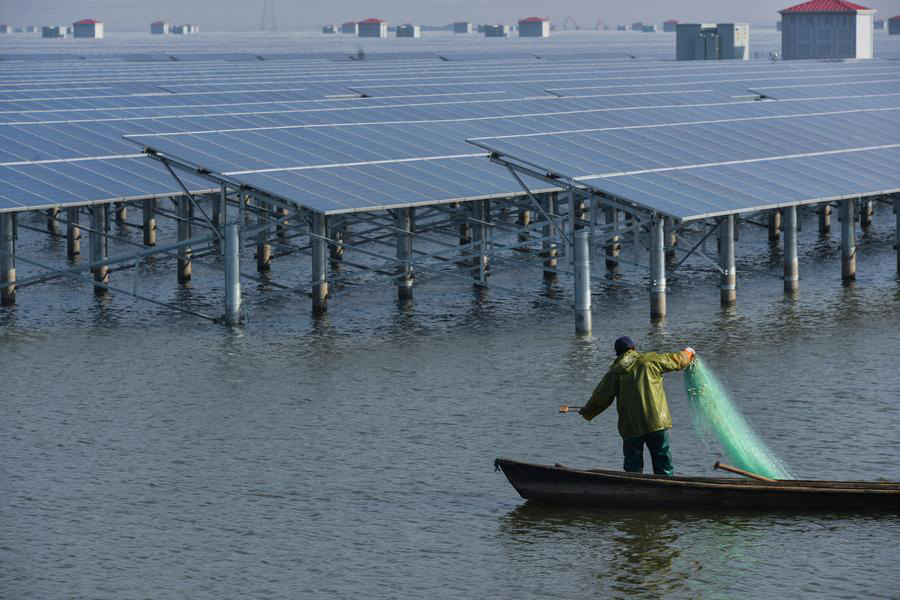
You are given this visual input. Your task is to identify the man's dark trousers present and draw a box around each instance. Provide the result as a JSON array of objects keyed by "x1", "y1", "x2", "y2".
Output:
[{"x1": 623, "y1": 428, "x2": 673, "y2": 476}]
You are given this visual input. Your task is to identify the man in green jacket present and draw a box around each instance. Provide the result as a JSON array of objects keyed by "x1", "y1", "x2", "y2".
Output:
[{"x1": 580, "y1": 336, "x2": 695, "y2": 476}]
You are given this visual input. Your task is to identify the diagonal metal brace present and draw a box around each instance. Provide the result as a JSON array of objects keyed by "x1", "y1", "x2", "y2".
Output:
[{"x1": 161, "y1": 160, "x2": 221, "y2": 240}]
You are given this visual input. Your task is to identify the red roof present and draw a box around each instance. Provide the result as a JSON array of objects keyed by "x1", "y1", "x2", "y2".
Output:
[
  {"x1": 664, "y1": 19, "x2": 679, "y2": 24},
  {"x1": 519, "y1": 16, "x2": 548, "y2": 22},
  {"x1": 781, "y1": 0, "x2": 870, "y2": 13},
  {"x1": 74, "y1": 19, "x2": 102, "y2": 25},
  {"x1": 359, "y1": 18, "x2": 385, "y2": 24}
]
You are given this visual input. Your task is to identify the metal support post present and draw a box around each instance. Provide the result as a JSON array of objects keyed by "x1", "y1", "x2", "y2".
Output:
[
  {"x1": 256, "y1": 198, "x2": 271, "y2": 273},
  {"x1": 574, "y1": 227, "x2": 592, "y2": 335},
  {"x1": 664, "y1": 217, "x2": 676, "y2": 261},
  {"x1": 542, "y1": 193, "x2": 558, "y2": 280},
  {"x1": 650, "y1": 217, "x2": 666, "y2": 319},
  {"x1": 458, "y1": 203, "x2": 471, "y2": 258},
  {"x1": 517, "y1": 207, "x2": 530, "y2": 246},
  {"x1": 768, "y1": 209, "x2": 781, "y2": 241},
  {"x1": 90, "y1": 205, "x2": 109, "y2": 295},
  {"x1": 311, "y1": 213, "x2": 328, "y2": 314},
  {"x1": 1, "y1": 212, "x2": 15, "y2": 306},
  {"x1": 733, "y1": 213, "x2": 741, "y2": 241},
  {"x1": 47, "y1": 207, "x2": 60, "y2": 236},
  {"x1": 66, "y1": 207, "x2": 80, "y2": 257},
  {"x1": 719, "y1": 215, "x2": 736, "y2": 305},
  {"x1": 177, "y1": 195, "x2": 192, "y2": 284},
  {"x1": 213, "y1": 187, "x2": 224, "y2": 228},
  {"x1": 115, "y1": 202, "x2": 127, "y2": 224},
  {"x1": 396, "y1": 208, "x2": 413, "y2": 300},
  {"x1": 783, "y1": 205, "x2": 799, "y2": 293},
  {"x1": 604, "y1": 206, "x2": 619, "y2": 270},
  {"x1": 473, "y1": 199, "x2": 489, "y2": 280},
  {"x1": 818, "y1": 202, "x2": 831, "y2": 235},
  {"x1": 142, "y1": 199, "x2": 157, "y2": 246},
  {"x1": 224, "y1": 222, "x2": 241, "y2": 325},
  {"x1": 841, "y1": 199, "x2": 856, "y2": 283}
]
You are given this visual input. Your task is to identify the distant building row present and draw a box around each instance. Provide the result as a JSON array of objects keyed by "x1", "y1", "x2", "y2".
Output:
[
  {"x1": 151, "y1": 22, "x2": 200, "y2": 35},
  {"x1": 323, "y1": 18, "x2": 551, "y2": 38}
]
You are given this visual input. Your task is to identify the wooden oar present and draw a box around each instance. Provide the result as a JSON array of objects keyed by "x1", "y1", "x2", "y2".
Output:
[
  {"x1": 714, "y1": 461, "x2": 776, "y2": 483},
  {"x1": 559, "y1": 404, "x2": 583, "y2": 413}
]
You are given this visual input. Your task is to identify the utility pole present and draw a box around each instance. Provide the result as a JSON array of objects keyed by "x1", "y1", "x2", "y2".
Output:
[{"x1": 260, "y1": 0, "x2": 277, "y2": 31}]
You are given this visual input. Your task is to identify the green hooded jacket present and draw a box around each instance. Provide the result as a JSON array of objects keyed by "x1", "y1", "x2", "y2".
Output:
[{"x1": 580, "y1": 349, "x2": 692, "y2": 440}]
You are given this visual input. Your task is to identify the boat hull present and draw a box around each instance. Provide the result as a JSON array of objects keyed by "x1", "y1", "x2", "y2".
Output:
[{"x1": 495, "y1": 459, "x2": 900, "y2": 511}]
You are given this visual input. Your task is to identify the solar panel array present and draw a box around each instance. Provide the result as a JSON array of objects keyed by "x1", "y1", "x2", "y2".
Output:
[{"x1": 1, "y1": 31, "x2": 899, "y2": 219}]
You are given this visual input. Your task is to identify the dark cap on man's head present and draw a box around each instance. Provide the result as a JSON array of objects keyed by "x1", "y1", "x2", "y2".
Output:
[{"x1": 614, "y1": 336, "x2": 635, "y2": 355}]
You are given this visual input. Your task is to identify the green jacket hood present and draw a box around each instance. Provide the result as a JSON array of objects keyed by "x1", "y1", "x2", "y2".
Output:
[{"x1": 611, "y1": 349, "x2": 639, "y2": 373}]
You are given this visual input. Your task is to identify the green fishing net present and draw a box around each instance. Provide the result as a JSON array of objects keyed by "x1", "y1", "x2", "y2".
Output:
[{"x1": 684, "y1": 358, "x2": 794, "y2": 480}]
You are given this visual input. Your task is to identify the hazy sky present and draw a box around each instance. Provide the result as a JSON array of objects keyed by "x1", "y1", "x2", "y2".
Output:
[{"x1": 1, "y1": 0, "x2": 898, "y2": 30}]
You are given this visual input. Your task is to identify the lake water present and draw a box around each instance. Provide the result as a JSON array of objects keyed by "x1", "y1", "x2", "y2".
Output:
[{"x1": 2, "y1": 29, "x2": 900, "y2": 600}]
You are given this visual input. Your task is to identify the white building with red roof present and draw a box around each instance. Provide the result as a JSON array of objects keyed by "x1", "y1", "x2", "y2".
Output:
[
  {"x1": 779, "y1": 0, "x2": 875, "y2": 59},
  {"x1": 72, "y1": 18, "x2": 103, "y2": 38},
  {"x1": 518, "y1": 17, "x2": 549, "y2": 37},
  {"x1": 358, "y1": 18, "x2": 387, "y2": 38}
]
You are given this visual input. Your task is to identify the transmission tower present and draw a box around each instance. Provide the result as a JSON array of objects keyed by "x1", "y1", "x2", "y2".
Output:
[{"x1": 260, "y1": 0, "x2": 277, "y2": 31}]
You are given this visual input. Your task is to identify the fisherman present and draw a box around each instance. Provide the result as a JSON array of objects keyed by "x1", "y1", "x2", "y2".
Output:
[{"x1": 580, "y1": 336, "x2": 695, "y2": 476}]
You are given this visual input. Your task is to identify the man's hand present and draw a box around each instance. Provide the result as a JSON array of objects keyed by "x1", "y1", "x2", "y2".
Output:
[{"x1": 684, "y1": 347, "x2": 696, "y2": 362}]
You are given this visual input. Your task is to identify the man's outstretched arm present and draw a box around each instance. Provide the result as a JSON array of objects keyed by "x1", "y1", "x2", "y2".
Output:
[{"x1": 580, "y1": 371, "x2": 617, "y2": 420}]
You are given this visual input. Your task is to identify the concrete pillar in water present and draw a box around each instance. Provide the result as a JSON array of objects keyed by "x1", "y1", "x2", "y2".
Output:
[
  {"x1": 818, "y1": 202, "x2": 831, "y2": 235},
  {"x1": 0, "y1": 212, "x2": 15, "y2": 306},
  {"x1": 768, "y1": 209, "x2": 781, "y2": 241},
  {"x1": 458, "y1": 203, "x2": 471, "y2": 258},
  {"x1": 783, "y1": 205, "x2": 799, "y2": 293},
  {"x1": 213, "y1": 187, "x2": 224, "y2": 229},
  {"x1": 604, "y1": 206, "x2": 619, "y2": 270},
  {"x1": 90, "y1": 205, "x2": 109, "y2": 295},
  {"x1": 256, "y1": 199, "x2": 271, "y2": 273},
  {"x1": 142, "y1": 199, "x2": 157, "y2": 247},
  {"x1": 276, "y1": 205, "x2": 289, "y2": 238},
  {"x1": 224, "y1": 222, "x2": 241, "y2": 325},
  {"x1": 718, "y1": 215, "x2": 736, "y2": 305},
  {"x1": 860, "y1": 199, "x2": 873, "y2": 228},
  {"x1": 733, "y1": 213, "x2": 741, "y2": 242},
  {"x1": 840, "y1": 199, "x2": 856, "y2": 283},
  {"x1": 574, "y1": 227, "x2": 592, "y2": 335},
  {"x1": 47, "y1": 207, "x2": 60, "y2": 236},
  {"x1": 311, "y1": 212, "x2": 328, "y2": 314},
  {"x1": 542, "y1": 193, "x2": 558, "y2": 280},
  {"x1": 396, "y1": 208, "x2": 413, "y2": 300},
  {"x1": 329, "y1": 216, "x2": 344, "y2": 261},
  {"x1": 177, "y1": 195, "x2": 192, "y2": 284},
  {"x1": 66, "y1": 207, "x2": 81, "y2": 257},
  {"x1": 664, "y1": 217, "x2": 676, "y2": 260},
  {"x1": 115, "y1": 202, "x2": 127, "y2": 224},
  {"x1": 517, "y1": 207, "x2": 531, "y2": 246},
  {"x1": 650, "y1": 217, "x2": 666, "y2": 319}
]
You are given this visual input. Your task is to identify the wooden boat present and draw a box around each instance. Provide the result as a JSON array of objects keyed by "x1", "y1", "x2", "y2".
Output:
[{"x1": 495, "y1": 458, "x2": 900, "y2": 511}]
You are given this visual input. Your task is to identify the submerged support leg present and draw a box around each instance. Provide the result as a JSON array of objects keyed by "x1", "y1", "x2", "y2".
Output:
[
  {"x1": 604, "y1": 206, "x2": 619, "y2": 270},
  {"x1": 517, "y1": 207, "x2": 530, "y2": 246},
  {"x1": 115, "y1": 202, "x2": 127, "y2": 224},
  {"x1": 47, "y1": 207, "x2": 60, "y2": 236},
  {"x1": 818, "y1": 202, "x2": 831, "y2": 235},
  {"x1": 276, "y1": 205, "x2": 289, "y2": 239},
  {"x1": 841, "y1": 199, "x2": 856, "y2": 283},
  {"x1": 311, "y1": 213, "x2": 327, "y2": 314},
  {"x1": 256, "y1": 199, "x2": 271, "y2": 273},
  {"x1": 1, "y1": 212, "x2": 15, "y2": 306},
  {"x1": 177, "y1": 195, "x2": 192, "y2": 284},
  {"x1": 895, "y1": 195, "x2": 900, "y2": 273},
  {"x1": 90, "y1": 205, "x2": 109, "y2": 295},
  {"x1": 329, "y1": 216, "x2": 344, "y2": 261},
  {"x1": 458, "y1": 203, "x2": 471, "y2": 258},
  {"x1": 542, "y1": 193, "x2": 558, "y2": 280},
  {"x1": 719, "y1": 215, "x2": 736, "y2": 305},
  {"x1": 860, "y1": 199, "x2": 873, "y2": 228},
  {"x1": 224, "y1": 222, "x2": 241, "y2": 325},
  {"x1": 574, "y1": 227, "x2": 592, "y2": 335},
  {"x1": 142, "y1": 199, "x2": 157, "y2": 247},
  {"x1": 783, "y1": 205, "x2": 799, "y2": 293},
  {"x1": 212, "y1": 188, "x2": 224, "y2": 229},
  {"x1": 664, "y1": 217, "x2": 676, "y2": 261},
  {"x1": 396, "y1": 208, "x2": 413, "y2": 300},
  {"x1": 472, "y1": 200, "x2": 489, "y2": 281},
  {"x1": 66, "y1": 207, "x2": 81, "y2": 257},
  {"x1": 650, "y1": 218, "x2": 666, "y2": 320},
  {"x1": 768, "y1": 209, "x2": 781, "y2": 241}
]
